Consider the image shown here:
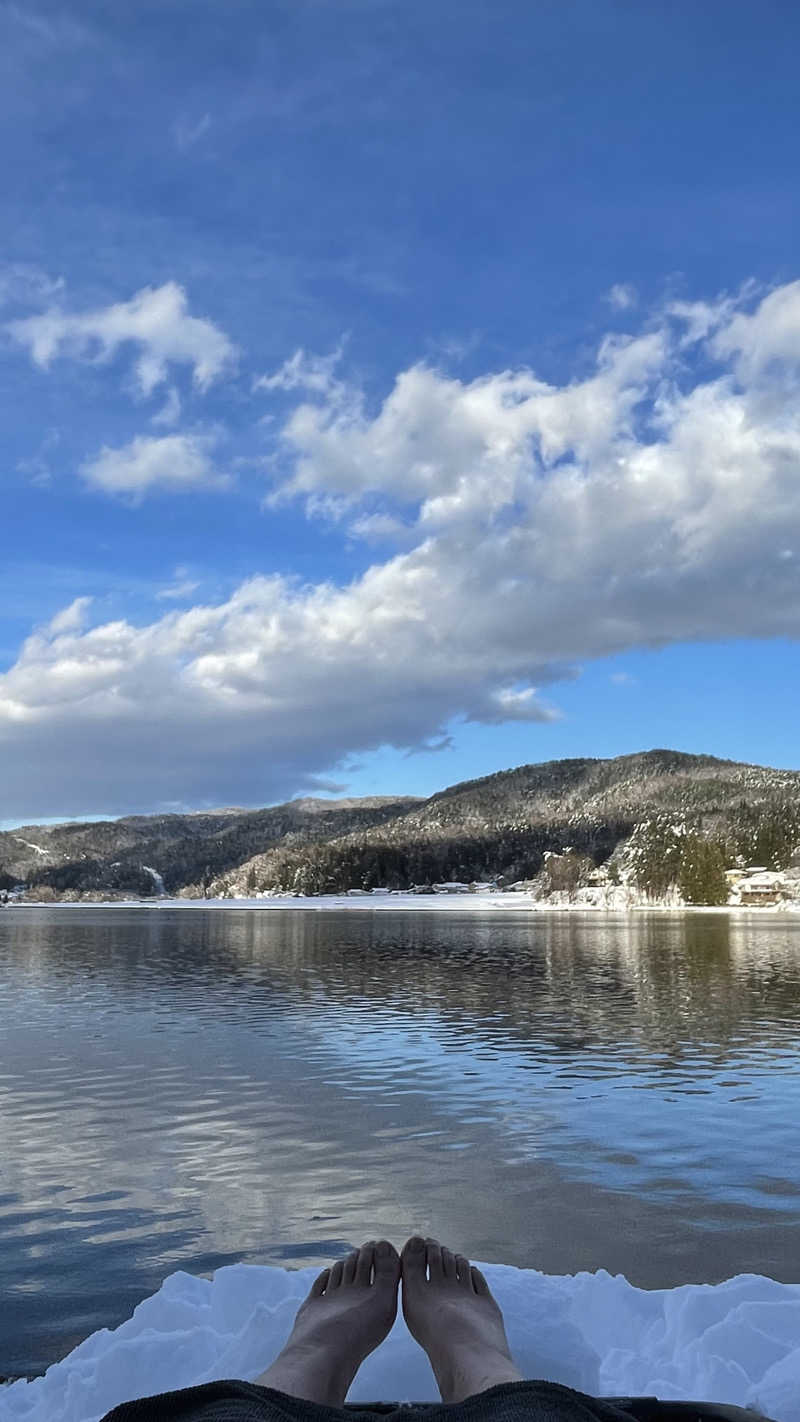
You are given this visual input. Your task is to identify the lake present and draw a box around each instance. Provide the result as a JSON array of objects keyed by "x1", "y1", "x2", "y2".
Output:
[{"x1": 1, "y1": 906, "x2": 800, "y2": 1379}]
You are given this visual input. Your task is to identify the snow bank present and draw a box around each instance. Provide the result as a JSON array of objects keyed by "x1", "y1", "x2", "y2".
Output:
[
  {"x1": 3, "y1": 1264, "x2": 799, "y2": 1422},
  {"x1": 16, "y1": 894, "x2": 800, "y2": 913}
]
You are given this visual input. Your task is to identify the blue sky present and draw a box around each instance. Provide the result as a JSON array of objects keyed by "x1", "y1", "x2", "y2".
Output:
[{"x1": 1, "y1": 0, "x2": 799, "y2": 821}]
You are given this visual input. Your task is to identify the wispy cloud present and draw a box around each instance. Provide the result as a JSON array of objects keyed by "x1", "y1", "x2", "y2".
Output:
[
  {"x1": 0, "y1": 262, "x2": 64, "y2": 310},
  {"x1": 1, "y1": 3, "x2": 95, "y2": 48},
  {"x1": 151, "y1": 387, "x2": 182, "y2": 427},
  {"x1": 16, "y1": 427, "x2": 60, "y2": 487},
  {"x1": 606, "y1": 283, "x2": 638, "y2": 311},
  {"x1": 254, "y1": 344, "x2": 347, "y2": 399},
  {"x1": 156, "y1": 567, "x2": 202, "y2": 601},
  {"x1": 173, "y1": 113, "x2": 212, "y2": 152}
]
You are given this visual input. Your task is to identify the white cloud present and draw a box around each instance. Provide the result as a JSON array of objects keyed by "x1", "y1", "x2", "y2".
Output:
[
  {"x1": 80, "y1": 433, "x2": 229, "y2": 500},
  {"x1": 156, "y1": 567, "x2": 202, "y2": 601},
  {"x1": 606, "y1": 283, "x2": 637, "y2": 311},
  {"x1": 476, "y1": 687, "x2": 561, "y2": 724},
  {"x1": 348, "y1": 511, "x2": 410, "y2": 542},
  {"x1": 254, "y1": 345, "x2": 346, "y2": 400},
  {"x1": 7, "y1": 282, "x2": 237, "y2": 396},
  {"x1": 47, "y1": 597, "x2": 93, "y2": 635},
  {"x1": 711, "y1": 280, "x2": 800, "y2": 382},
  {"x1": 269, "y1": 328, "x2": 667, "y2": 517},
  {"x1": 3, "y1": 279, "x2": 800, "y2": 816}
]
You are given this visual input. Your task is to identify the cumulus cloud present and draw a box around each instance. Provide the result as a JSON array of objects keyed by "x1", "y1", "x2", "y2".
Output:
[
  {"x1": 268, "y1": 327, "x2": 667, "y2": 516},
  {"x1": 3, "y1": 279, "x2": 800, "y2": 816},
  {"x1": 711, "y1": 280, "x2": 800, "y2": 381},
  {"x1": 80, "y1": 433, "x2": 228, "y2": 499},
  {"x1": 7, "y1": 281, "x2": 237, "y2": 395}
]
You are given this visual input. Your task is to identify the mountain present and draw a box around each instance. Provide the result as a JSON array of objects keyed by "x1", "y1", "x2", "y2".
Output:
[
  {"x1": 0, "y1": 796, "x2": 419, "y2": 898},
  {"x1": 209, "y1": 749, "x2": 800, "y2": 900},
  {"x1": 3, "y1": 750, "x2": 799, "y2": 904}
]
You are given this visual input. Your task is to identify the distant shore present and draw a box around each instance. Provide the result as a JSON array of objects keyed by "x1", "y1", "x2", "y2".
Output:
[{"x1": 6, "y1": 893, "x2": 799, "y2": 913}]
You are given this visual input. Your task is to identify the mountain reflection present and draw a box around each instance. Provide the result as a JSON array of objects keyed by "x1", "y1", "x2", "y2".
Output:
[{"x1": 2, "y1": 907, "x2": 800, "y2": 1377}]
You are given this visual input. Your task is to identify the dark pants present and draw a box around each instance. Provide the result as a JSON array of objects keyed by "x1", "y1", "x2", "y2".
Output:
[{"x1": 100, "y1": 1379, "x2": 770, "y2": 1422}]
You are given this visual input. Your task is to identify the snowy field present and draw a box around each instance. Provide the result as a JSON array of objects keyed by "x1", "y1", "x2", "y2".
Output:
[
  {"x1": 3, "y1": 1262, "x2": 799, "y2": 1422},
  {"x1": 11, "y1": 893, "x2": 540, "y2": 911}
]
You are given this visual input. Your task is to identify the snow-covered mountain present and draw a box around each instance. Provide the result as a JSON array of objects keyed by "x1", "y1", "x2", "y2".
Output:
[{"x1": 4, "y1": 750, "x2": 799, "y2": 905}]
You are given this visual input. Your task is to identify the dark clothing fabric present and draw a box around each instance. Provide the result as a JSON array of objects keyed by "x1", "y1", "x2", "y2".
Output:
[{"x1": 99, "y1": 1379, "x2": 768, "y2": 1422}]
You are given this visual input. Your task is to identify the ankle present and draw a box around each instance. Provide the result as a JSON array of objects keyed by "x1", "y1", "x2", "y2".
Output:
[
  {"x1": 256, "y1": 1340, "x2": 345, "y2": 1406},
  {"x1": 434, "y1": 1345, "x2": 523, "y2": 1404}
]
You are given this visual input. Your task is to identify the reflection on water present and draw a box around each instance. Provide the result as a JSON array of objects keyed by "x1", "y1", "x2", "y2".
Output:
[{"x1": 1, "y1": 907, "x2": 800, "y2": 1376}]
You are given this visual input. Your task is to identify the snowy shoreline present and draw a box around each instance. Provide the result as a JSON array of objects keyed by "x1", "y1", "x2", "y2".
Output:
[
  {"x1": 6, "y1": 893, "x2": 800, "y2": 913},
  {"x1": 3, "y1": 1261, "x2": 799, "y2": 1422}
]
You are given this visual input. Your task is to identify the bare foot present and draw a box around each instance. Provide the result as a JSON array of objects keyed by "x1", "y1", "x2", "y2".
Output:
[
  {"x1": 255, "y1": 1240, "x2": 401, "y2": 1405},
  {"x1": 401, "y1": 1236, "x2": 523, "y2": 1404}
]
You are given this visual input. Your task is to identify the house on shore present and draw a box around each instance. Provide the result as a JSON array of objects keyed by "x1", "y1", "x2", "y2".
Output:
[{"x1": 728, "y1": 866, "x2": 788, "y2": 907}]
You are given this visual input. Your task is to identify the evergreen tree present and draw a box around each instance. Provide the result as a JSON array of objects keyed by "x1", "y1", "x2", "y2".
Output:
[{"x1": 678, "y1": 836, "x2": 729, "y2": 905}]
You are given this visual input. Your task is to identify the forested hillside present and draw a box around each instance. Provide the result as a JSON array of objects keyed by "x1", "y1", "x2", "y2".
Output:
[
  {"x1": 4, "y1": 749, "x2": 797, "y2": 905},
  {"x1": 209, "y1": 750, "x2": 800, "y2": 901},
  {"x1": 0, "y1": 797, "x2": 418, "y2": 898}
]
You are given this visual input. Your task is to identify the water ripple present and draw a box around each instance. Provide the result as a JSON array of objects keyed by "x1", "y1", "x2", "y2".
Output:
[{"x1": 2, "y1": 907, "x2": 800, "y2": 1377}]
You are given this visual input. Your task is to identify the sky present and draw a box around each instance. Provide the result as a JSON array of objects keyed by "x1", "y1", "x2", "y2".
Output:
[{"x1": 1, "y1": 0, "x2": 800, "y2": 823}]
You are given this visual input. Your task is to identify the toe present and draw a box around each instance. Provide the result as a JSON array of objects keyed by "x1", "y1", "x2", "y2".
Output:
[
  {"x1": 455, "y1": 1253, "x2": 471, "y2": 1287},
  {"x1": 425, "y1": 1237, "x2": 443, "y2": 1281},
  {"x1": 328, "y1": 1258, "x2": 345, "y2": 1290},
  {"x1": 343, "y1": 1249, "x2": 360, "y2": 1284},
  {"x1": 401, "y1": 1235, "x2": 426, "y2": 1282},
  {"x1": 471, "y1": 1265, "x2": 490, "y2": 1296},
  {"x1": 355, "y1": 1241, "x2": 375, "y2": 1285},
  {"x1": 374, "y1": 1238, "x2": 400, "y2": 1282},
  {"x1": 310, "y1": 1267, "x2": 330, "y2": 1298},
  {"x1": 442, "y1": 1245, "x2": 457, "y2": 1280}
]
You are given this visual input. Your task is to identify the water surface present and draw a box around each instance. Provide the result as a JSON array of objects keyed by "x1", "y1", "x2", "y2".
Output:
[{"x1": 1, "y1": 907, "x2": 800, "y2": 1377}]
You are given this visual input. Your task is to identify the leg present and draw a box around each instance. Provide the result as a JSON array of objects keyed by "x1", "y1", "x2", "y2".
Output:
[
  {"x1": 254, "y1": 1240, "x2": 401, "y2": 1406},
  {"x1": 401, "y1": 1236, "x2": 523, "y2": 1404}
]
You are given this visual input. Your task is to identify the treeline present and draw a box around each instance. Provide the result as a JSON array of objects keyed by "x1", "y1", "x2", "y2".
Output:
[
  {"x1": 212, "y1": 816, "x2": 632, "y2": 898},
  {"x1": 626, "y1": 802, "x2": 800, "y2": 904}
]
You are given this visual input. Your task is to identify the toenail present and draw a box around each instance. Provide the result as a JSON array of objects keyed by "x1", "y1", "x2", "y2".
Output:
[
  {"x1": 407, "y1": 1236, "x2": 425, "y2": 1249},
  {"x1": 376, "y1": 1239, "x2": 391, "y2": 1255}
]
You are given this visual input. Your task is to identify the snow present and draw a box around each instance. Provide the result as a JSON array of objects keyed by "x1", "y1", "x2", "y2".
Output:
[
  {"x1": 3, "y1": 1264, "x2": 799, "y2": 1422},
  {"x1": 12, "y1": 893, "x2": 800, "y2": 915},
  {"x1": 11, "y1": 837, "x2": 48, "y2": 857},
  {"x1": 141, "y1": 866, "x2": 166, "y2": 895},
  {"x1": 7, "y1": 894, "x2": 546, "y2": 912}
]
